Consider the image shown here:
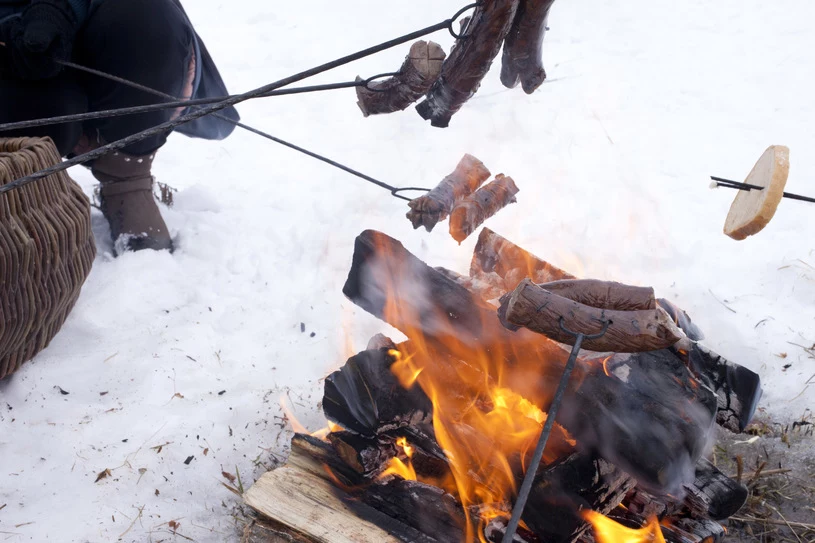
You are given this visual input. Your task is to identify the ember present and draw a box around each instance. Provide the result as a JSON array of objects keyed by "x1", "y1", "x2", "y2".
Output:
[{"x1": 244, "y1": 228, "x2": 762, "y2": 543}]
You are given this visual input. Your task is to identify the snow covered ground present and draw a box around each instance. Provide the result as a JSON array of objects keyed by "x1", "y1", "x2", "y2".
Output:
[{"x1": 2, "y1": 0, "x2": 814, "y2": 541}]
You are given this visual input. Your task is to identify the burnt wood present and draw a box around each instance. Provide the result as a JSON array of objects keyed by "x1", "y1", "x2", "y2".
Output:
[
  {"x1": 416, "y1": 0, "x2": 520, "y2": 127},
  {"x1": 500, "y1": 278, "x2": 684, "y2": 352},
  {"x1": 449, "y1": 175, "x2": 519, "y2": 243},
  {"x1": 657, "y1": 298, "x2": 705, "y2": 341},
  {"x1": 407, "y1": 154, "x2": 491, "y2": 232},
  {"x1": 328, "y1": 432, "x2": 399, "y2": 476},
  {"x1": 356, "y1": 41, "x2": 446, "y2": 117},
  {"x1": 500, "y1": 0, "x2": 557, "y2": 93},
  {"x1": 539, "y1": 279, "x2": 656, "y2": 311},
  {"x1": 684, "y1": 459, "x2": 748, "y2": 520}
]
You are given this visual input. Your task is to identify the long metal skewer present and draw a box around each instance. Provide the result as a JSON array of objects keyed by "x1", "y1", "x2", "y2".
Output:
[{"x1": 710, "y1": 176, "x2": 815, "y2": 204}]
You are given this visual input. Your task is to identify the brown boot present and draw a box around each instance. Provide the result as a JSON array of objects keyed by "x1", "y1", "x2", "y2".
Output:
[{"x1": 92, "y1": 150, "x2": 173, "y2": 254}]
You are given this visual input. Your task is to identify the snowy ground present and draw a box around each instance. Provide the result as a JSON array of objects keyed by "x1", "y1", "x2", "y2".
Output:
[{"x1": 2, "y1": 0, "x2": 814, "y2": 541}]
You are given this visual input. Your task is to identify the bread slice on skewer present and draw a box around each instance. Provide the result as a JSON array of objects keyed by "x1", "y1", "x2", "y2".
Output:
[{"x1": 724, "y1": 145, "x2": 789, "y2": 240}]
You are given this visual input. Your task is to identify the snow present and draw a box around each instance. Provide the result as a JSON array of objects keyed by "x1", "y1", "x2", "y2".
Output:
[{"x1": 1, "y1": 0, "x2": 814, "y2": 541}]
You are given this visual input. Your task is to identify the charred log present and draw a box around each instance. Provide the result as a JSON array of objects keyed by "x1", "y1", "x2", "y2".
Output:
[
  {"x1": 500, "y1": 0, "x2": 557, "y2": 93},
  {"x1": 684, "y1": 459, "x2": 748, "y2": 520},
  {"x1": 523, "y1": 453, "x2": 636, "y2": 542},
  {"x1": 684, "y1": 343, "x2": 762, "y2": 433},
  {"x1": 539, "y1": 279, "x2": 656, "y2": 312},
  {"x1": 657, "y1": 298, "x2": 705, "y2": 341},
  {"x1": 559, "y1": 350, "x2": 717, "y2": 495},
  {"x1": 449, "y1": 174, "x2": 519, "y2": 243},
  {"x1": 356, "y1": 41, "x2": 446, "y2": 117},
  {"x1": 406, "y1": 154, "x2": 490, "y2": 232},
  {"x1": 328, "y1": 432, "x2": 399, "y2": 476},
  {"x1": 416, "y1": 0, "x2": 520, "y2": 127},
  {"x1": 323, "y1": 347, "x2": 433, "y2": 437},
  {"x1": 500, "y1": 278, "x2": 685, "y2": 353}
]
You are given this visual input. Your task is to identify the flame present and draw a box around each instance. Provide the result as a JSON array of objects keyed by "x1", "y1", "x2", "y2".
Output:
[
  {"x1": 367, "y1": 233, "x2": 578, "y2": 543},
  {"x1": 583, "y1": 511, "x2": 667, "y2": 543},
  {"x1": 279, "y1": 395, "x2": 340, "y2": 440},
  {"x1": 379, "y1": 436, "x2": 418, "y2": 481}
]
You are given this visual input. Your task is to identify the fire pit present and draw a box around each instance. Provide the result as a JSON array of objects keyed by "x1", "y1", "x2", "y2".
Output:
[{"x1": 243, "y1": 228, "x2": 762, "y2": 543}]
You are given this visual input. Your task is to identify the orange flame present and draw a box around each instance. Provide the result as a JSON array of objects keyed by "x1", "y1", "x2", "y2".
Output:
[
  {"x1": 379, "y1": 436, "x2": 418, "y2": 481},
  {"x1": 583, "y1": 511, "x2": 667, "y2": 543},
  {"x1": 279, "y1": 395, "x2": 340, "y2": 440}
]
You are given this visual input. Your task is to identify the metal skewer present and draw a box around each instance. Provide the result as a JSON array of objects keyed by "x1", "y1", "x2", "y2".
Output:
[{"x1": 710, "y1": 176, "x2": 815, "y2": 204}]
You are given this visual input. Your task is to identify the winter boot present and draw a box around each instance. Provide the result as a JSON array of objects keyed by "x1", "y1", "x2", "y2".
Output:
[{"x1": 92, "y1": 150, "x2": 173, "y2": 254}]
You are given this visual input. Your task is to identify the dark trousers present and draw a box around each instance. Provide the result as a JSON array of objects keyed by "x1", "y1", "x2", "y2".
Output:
[{"x1": 0, "y1": 0, "x2": 194, "y2": 156}]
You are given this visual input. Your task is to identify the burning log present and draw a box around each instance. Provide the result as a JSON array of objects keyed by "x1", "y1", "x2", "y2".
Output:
[
  {"x1": 538, "y1": 279, "x2": 656, "y2": 312},
  {"x1": 328, "y1": 432, "x2": 399, "y2": 476},
  {"x1": 356, "y1": 41, "x2": 446, "y2": 117},
  {"x1": 684, "y1": 458, "x2": 748, "y2": 520},
  {"x1": 500, "y1": 0, "x2": 557, "y2": 93},
  {"x1": 406, "y1": 154, "x2": 491, "y2": 232},
  {"x1": 684, "y1": 343, "x2": 762, "y2": 433},
  {"x1": 449, "y1": 174, "x2": 520, "y2": 243},
  {"x1": 416, "y1": 0, "x2": 520, "y2": 127},
  {"x1": 523, "y1": 453, "x2": 637, "y2": 542},
  {"x1": 499, "y1": 278, "x2": 685, "y2": 353}
]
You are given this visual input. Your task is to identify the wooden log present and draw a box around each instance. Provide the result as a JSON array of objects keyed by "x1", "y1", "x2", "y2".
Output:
[
  {"x1": 683, "y1": 343, "x2": 762, "y2": 433},
  {"x1": 500, "y1": 278, "x2": 685, "y2": 353},
  {"x1": 657, "y1": 298, "x2": 705, "y2": 341},
  {"x1": 406, "y1": 154, "x2": 491, "y2": 232},
  {"x1": 523, "y1": 453, "x2": 637, "y2": 542},
  {"x1": 500, "y1": 0, "x2": 557, "y2": 93},
  {"x1": 416, "y1": 0, "x2": 520, "y2": 127},
  {"x1": 356, "y1": 41, "x2": 446, "y2": 117},
  {"x1": 328, "y1": 432, "x2": 399, "y2": 476},
  {"x1": 449, "y1": 174, "x2": 520, "y2": 243},
  {"x1": 683, "y1": 459, "x2": 748, "y2": 521},
  {"x1": 559, "y1": 349, "x2": 717, "y2": 495},
  {"x1": 538, "y1": 279, "x2": 656, "y2": 311},
  {"x1": 323, "y1": 347, "x2": 433, "y2": 437},
  {"x1": 470, "y1": 227, "x2": 576, "y2": 296}
]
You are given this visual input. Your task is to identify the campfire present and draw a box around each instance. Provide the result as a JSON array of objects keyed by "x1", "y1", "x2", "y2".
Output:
[{"x1": 244, "y1": 228, "x2": 762, "y2": 543}]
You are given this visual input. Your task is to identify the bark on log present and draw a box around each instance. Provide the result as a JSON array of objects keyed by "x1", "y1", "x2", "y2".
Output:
[
  {"x1": 470, "y1": 227, "x2": 576, "y2": 298},
  {"x1": 684, "y1": 343, "x2": 762, "y2": 433},
  {"x1": 356, "y1": 41, "x2": 446, "y2": 117},
  {"x1": 559, "y1": 349, "x2": 717, "y2": 495},
  {"x1": 449, "y1": 174, "x2": 519, "y2": 243},
  {"x1": 500, "y1": 278, "x2": 685, "y2": 353},
  {"x1": 416, "y1": 0, "x2": 520, "y2": 127},
  {"x1": 523, "y1": 453, "x2": 636, "y2": 542},
  {"x1": 406, "y1": 154, "x2": 490, "y2": 232},
  {"x1": 501, "y1": 0, "x2": 557, "y2": 93},
  {"x1": 538, "y1": 279, "x2": 656, "y2": 311}
]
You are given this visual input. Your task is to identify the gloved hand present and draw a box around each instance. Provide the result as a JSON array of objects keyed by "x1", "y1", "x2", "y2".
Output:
[{"x1": 0, "y1": 0, "x2": 78, "y2": 80}]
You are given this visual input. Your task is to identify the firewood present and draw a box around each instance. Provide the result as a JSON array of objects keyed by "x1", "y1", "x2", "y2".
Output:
[
  {"x1": 683, "y1": 459, "x2": 748, "y2": 520},
  {"x1": 449, "y1": 174, "x2": 520, "y2": 243},
  {"x1": 470, "y1": 227, "x2": 576, "y2": 296},
  {"x1": 416, "y1": 0, "x2": 521, "y2": 127},
  {"x1": 328, "y1": 432, "x2": 399, "y2": 476},
  {"x1": 683, "y1": 343, "x2": 762, "y2": 433},
  {"x1": 559, "y1": 349, "x2": 717, "y2": 495},
  {"x1": 724, "y1": 145, "x2": 789, "y2": 240},
  {"x1": 500, "y1": 0, "x2": 557, "y2": 93},
  {"x1": 523, "y1": 453, "x2": 637, "y2": 542},
  {"x1": 538, "y1": 279, "x2": 656, "y2": 311},
  {"x1": 406, "y1": 154, "x2": 491, "y2": 232},
  {"x1": 356, "y1": 41, "x2": 446, "y2": 117},
  {"x1": 500, "y1": 278, "x2": 685, "y2": 352},
  {"x1": 657, "y1": 298, "x2": 705, "y2": 341},
  {"x1": 323, "y1": 347, "x2": 433, "y2": 437}
]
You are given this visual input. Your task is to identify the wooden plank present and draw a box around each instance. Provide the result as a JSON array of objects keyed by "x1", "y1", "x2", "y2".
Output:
[{"x1": 243, "y1": 467, "x2": 401, "y2": 543}]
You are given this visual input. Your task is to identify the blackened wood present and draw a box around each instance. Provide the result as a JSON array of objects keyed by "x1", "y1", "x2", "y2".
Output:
[
  {"x1": 328, "y1": 432, "x2": 398, "y2": 476},
  {"x1": 684, "y1": 343, "x2": 762, "y2": 433},
  {"x1": 501, "y1": 0, "x2": 557, "y2": 93},
  {"x1": 356, "y1": 41, "x2": 446, "y2": 117},
  {"x1": 559, "y1": 350, "x2": 717, "y2": 494},
  {"x1": 470, "y1": 227, "x2": 576, "y2": 297},
  {"x1": 539, "y1": 279, "x2": 656, "y2": 311},
  {"x1": 449, "y1": 174, "x2": 519, "y2": 243},
  {"x1": 684, "y1": 458, "x2": 748, "y2": 520},
  {"x1": 359, "y1": 479, "x2": 465, "y2": 543},
  {"x1": 416, "y1": 0, "x2": 520, "y2": 127},
  {"x1": 664, "y1": 519, "x2": 726, "y2": 543},
  {"x1": 657, "y1": 298, "x2": 705, "y2": 341},
  {"x1": 523, "y1": 453, "x2": 636, "y2": 542},
  {"x1": 323, "y1": 347, "x2": 433, "y2": 437},
  {"x1": 406, "y1": 154, "x2": 490, "y2": 232},
  {"x1": 501, "y1": 278, "x2": 684, "y2": 352}
]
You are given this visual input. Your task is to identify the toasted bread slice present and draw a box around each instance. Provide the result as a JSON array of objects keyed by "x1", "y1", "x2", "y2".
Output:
[{"x1": 724, "y1": 145, "x2": 789, "y2": 240}]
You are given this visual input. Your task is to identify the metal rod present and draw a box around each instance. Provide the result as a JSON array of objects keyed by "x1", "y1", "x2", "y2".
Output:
[
  {"x1": 501, "y1": 318, "x2": 611, "y2": 543},
  {"x1": 0, "y1": 81, "x2": 361, "y2": 133},
  {"x1": 0, "y1": 15, "x2": 454, "y2": 195},
  {"x1": 711, "y1": 176, "x2": 815, "y2": 204}
]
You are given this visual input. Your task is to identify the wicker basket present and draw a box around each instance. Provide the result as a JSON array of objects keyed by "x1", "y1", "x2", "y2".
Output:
[{"x1": 0, "y1": 137, "x2": 96, "y2": 380}]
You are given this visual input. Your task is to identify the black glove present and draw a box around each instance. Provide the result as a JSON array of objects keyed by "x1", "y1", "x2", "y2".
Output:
[{"x1": 0, "y1": 0, "x2": 78, "y2": 80}]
